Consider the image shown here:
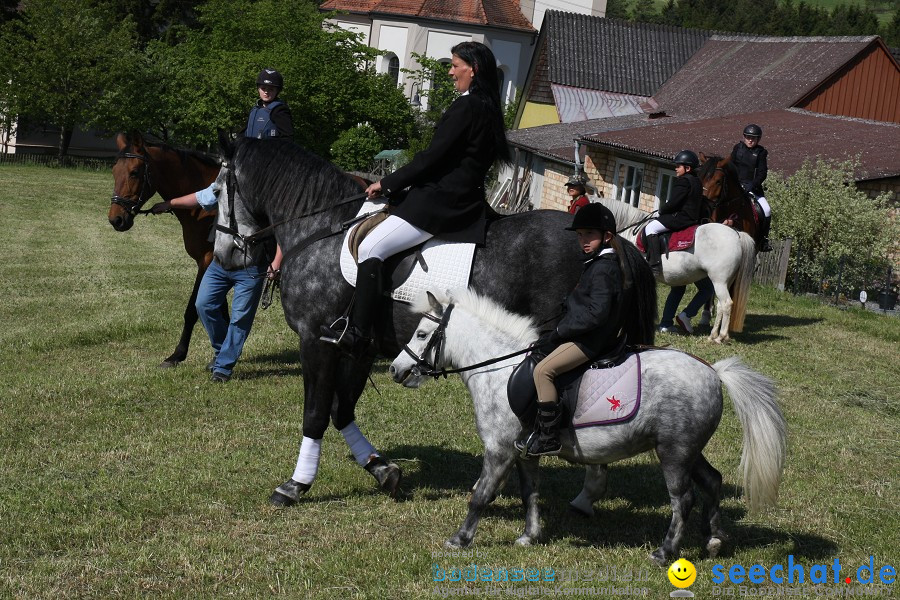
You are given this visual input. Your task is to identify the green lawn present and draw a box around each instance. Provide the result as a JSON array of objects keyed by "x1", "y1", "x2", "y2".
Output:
[{"x1": 0, "y1": 164, "x2": 897, "y2": 599}]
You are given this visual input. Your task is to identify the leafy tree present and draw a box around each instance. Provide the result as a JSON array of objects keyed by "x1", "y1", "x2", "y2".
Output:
[
  {"x1": 606, "y1": 0, "x2": 631, "y2": 20},
  {"x1": 882, "y1": 8, "x2": 900, "y2": 45},
  {"x1": 766, "y1": 157, "x2": 898, "y2": 294},
  {"x1": 630, "y1": 0, "x2": 659, "y2": 23},
  {"x1": 3, "y1": 0, "x2": 139, "y2": 157},
  {"x1": 400, "y1": 52, "x2": 456, "y2": 161},
  {"x1": 105, "y1": 0, "x2": 204, "y2": 46},
  {"x1": 152, "y1": 0, "x2": 416, "y2": 157},
  {"x1": 330, "y1": 123, "x2": 383, "y2": 171}
]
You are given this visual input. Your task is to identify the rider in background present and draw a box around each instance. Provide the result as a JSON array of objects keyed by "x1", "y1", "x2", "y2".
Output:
[
  {"x1": 515, "y1": 203, "x2": 626, "y2": 458},
  {"x1": 319, "y1": 41, "x2": 510, "y2": 357},
  {"x1": 245, "y1": 68, "x2": 293, "y2": 140},
  {"x1": 148, "y1": 68, "x2": 292, "y2": 382},
  {"x1": 642, "y1": 150, "x2": 704, "y2": 274},
  {"x1": 730, "y1": 123, "x2": 771, "y2": 251},
  {"x1": 565, "y1": 175, "x2": 591, "y2": 214}
]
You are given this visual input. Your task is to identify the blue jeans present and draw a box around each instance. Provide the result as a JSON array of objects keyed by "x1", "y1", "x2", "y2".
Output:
[
  {"x1": 196, "y1": 260, "x2": 265, "y2": 377},
  {"x1": 660, "y1": 277, "x2": 714, "y2": 327}
]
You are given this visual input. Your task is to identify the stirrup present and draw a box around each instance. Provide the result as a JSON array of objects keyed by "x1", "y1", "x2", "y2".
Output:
[{"x1": 319, "y1": 316, "x2": 350, "y2": 344}]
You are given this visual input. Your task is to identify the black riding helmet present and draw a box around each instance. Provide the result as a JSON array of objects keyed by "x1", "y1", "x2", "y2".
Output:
[
  {"x1": 743, "y1": 123, "x2": 762, "y2": 138},
  {"x1": 566, "y1": 202, "x2": 616, "y2": 232},
  {"x1": 257, "y1": 68, "x2": 284, "y2": 89},
  {"x1": 673, "y1": 150, "x2": 699, "y2": 169}
]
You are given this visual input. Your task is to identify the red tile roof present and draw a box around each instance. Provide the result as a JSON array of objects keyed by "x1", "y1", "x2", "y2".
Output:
[
  {"x1": 579, "y1": 109, "x2": 900, "y2": 181},
  {"x1": 320, "y1": 0, "x2": 535, "y2": 31},
  {"x1": 653, "y1": 35, "x2": 879, "y2": 119}
]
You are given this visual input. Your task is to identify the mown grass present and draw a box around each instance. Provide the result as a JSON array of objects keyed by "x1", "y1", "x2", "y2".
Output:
[{"x1": 0, "y1": 164, "x2": 897, "y2": 599}]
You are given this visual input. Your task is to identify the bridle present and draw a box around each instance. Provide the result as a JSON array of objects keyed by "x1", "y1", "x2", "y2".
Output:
[
  {"x1": 401, "y1": 303, "x2": 538, "y2": 380},
  {"x1": 402, "y1": 305, "x2": 455, "y2": 379},
  {"x1": 111, "y1": 150, "x2": 155, "y2": 215},
  {"x1": 701, "y1": 166, "x2": 730, "y2": 208}
]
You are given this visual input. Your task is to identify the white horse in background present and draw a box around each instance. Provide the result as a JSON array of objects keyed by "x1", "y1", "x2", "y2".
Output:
[{"x1": 390, "y1": 289, "x2": 786, "y2": 565}]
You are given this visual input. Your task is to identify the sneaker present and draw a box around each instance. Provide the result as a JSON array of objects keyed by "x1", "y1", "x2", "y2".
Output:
[
  {"x1": 675, "y1": 312, "x2": 693, "y2": 335},
  {"x1": 210, "y1": 372, "x2": 230, "y2": 383},
  {"x1": 657, "y1": 325, "x2": 676, "y2": 334}
]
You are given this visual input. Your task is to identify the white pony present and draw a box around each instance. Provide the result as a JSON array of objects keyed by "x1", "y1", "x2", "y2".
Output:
[
  {"x1": 654, "y1": 223, "x2": 756, "y2": 343},
  {"x1": 390, "y1": 289, "x2": 786, "y2": 565}
]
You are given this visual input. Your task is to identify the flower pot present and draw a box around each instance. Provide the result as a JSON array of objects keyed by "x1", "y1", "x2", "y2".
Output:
[{"x1": 877, "y1": 290, "x2": 898, "y2": 310}]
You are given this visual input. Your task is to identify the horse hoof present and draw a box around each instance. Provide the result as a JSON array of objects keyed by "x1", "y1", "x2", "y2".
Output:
[
  {"x1": 444, "y1": 537, "x2": 468, "y2": 550},
  {"x1": 269, "y1": 479, "x2": 311, "y2": 507},
  {"x1": 364, "y1": 455, "x2": 402, "y2": 499},
  {"x1": 514, "y1": 535, "x2": 534, "y2": 547},
  {"x1": 706, "y1": 536, "x2": 723, "y2": 558},
  {"x1": 649, "y1": 549, "x2": 668, "y2": 567},
  {"x1": 158, "y1": 360, "x2": 180, "y2": 369}
]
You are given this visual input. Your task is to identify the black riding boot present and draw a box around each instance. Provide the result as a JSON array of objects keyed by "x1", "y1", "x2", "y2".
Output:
[
  {"x1": 646, "y1": 234, "x2": 662, "y2": 274},
  {"x1": 320, "y1": 257, "x2": 383, "y2": 356},
  {"x1": 515, "y1": 402, "x2": 562, "y2": 457},
  {"x1": 759, "y1": 215, "x2": 772, "y2": 252}
]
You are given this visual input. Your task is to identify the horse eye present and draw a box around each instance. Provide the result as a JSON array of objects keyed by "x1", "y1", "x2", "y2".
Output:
[
  {"x1": 416, "y1": 330, "x2": 427, "y2": 340},
  {"x1": 130, "y1": 170, "x2": 139, "y2": 178}
]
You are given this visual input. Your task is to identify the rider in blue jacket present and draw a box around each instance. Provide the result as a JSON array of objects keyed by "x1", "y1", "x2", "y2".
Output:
[{"x1": 245, "y1": 68, "x2": 293, "y2": 140}]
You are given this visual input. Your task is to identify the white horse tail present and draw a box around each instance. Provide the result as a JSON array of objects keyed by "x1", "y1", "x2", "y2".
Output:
[
  {"x1": 713, "y1": 356, "x2": 787, "y2": 512},
  {"x1": 728, "y1": 232, "x2": 757, "y2": 332}
]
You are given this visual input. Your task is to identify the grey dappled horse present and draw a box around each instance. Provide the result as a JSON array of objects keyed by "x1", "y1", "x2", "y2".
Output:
[
  {"x1": 390, "y1": 289, "x2": 786, "y2": 565},
  {"x1": 656, "y1": 223, "x2": 756, "y2": 343},
  {"x1": 219, "y1": 137, "x2": 657, "y2": 504}
]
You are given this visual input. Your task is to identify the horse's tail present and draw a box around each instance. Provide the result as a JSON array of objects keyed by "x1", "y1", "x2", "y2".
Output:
[
  {"x1": 714, "y1": 356, "x2": 786, "y2": 512},
  {"x1": 728, "y1": 232, "x2": 757, "y2": 332}
]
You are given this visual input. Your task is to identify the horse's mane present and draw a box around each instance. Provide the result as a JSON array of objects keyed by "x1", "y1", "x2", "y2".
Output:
[
  {"x1": 225, "y1": 137, "x2": 362, "y2": 217},
  {"x1": 412, "y1": 289, "x2": 538, "y2": 346},
  {"x1": 137, "y1": 140, "x2": 221, "y2": 169},
  {"x1": 698, "y1": 155, "x2": 740, "y2": 186},
  {"x1": 612, "y1": 236, "x2": 657, "y2": 346}
]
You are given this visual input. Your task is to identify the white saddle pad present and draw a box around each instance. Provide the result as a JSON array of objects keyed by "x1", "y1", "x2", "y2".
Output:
[{"x1": 339, "y1": 201, "x2": 477, "y2": 304}]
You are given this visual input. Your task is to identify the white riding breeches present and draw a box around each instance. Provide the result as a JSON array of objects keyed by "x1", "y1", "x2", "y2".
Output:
[
  {"x1": 644, "y1": 219, "x2": 670, "y2": 236},
  {"x1": 756, "y1": 195, "x2": 771, "y2": 217},
  {"x1": 357, "y1": 214, "x2": 433, "y2": 262}
]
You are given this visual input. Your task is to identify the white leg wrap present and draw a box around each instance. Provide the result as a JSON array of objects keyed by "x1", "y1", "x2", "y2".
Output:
[
  {"x1": 292, "y1": 437, "x2": 322, "y2": 485},
  {"x1": 341, "y1": 422, "x2": 377, "y2": 466}
]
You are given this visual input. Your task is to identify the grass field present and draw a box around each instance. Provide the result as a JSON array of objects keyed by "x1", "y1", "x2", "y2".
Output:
[{"x1": 0, "y1": 164, "x2": 898, "y2": 599}]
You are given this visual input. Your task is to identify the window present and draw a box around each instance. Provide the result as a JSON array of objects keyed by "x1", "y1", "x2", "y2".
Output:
[
  {"x1": 612, "y1": 159, "x2": 644, "y2": 207},
  {"x1": 388, "y1": 56, "x2": 400, "y2": 86},
  {"x1": 655, "y1": 169, "x2": 676, "y2": 211}
]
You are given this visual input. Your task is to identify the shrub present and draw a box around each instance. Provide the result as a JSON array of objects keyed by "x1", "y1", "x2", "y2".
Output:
[{"x1": 330, "y1": 123, "x2": 383, "y2": 172}]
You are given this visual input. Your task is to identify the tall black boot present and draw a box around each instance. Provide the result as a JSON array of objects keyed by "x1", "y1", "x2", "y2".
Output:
[
  {"x1": 320, "y1": 257, "x2": 383, "y2": 356},
  {"x1": 515, "y1": 402, "x2": 562, "y2": 457},
  {"x1": 759, "y1": 215, "x2": 772, "y2": 252},
  {"x1": 646, "y1": 234, "x2": 662, "y2": 274}
]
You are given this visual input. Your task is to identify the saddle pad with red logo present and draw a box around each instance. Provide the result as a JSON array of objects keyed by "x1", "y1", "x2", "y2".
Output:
[
  {"x1": 635, "y1": 225, "x2": 698, "y2": 253},
  {"x1": 570, "y1": 353, "x2": 641, "y2": 428}
]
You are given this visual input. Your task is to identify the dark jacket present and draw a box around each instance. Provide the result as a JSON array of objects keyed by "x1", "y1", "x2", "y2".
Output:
[
  {"x1": 245, "y1": 100, "x2": 294, "y2": 139},
  {"x1": 657, "y1": 172, "x2": 703, "y2": 231},
  {"x1": 379, "y1": 93, "x2": 500, "y2": 244},
  {"x1": 555, "y1": 251, "x2": 624, "y2": 358},
  {"x1": 730, "y1": 142, "x2": 768, "y2": 196}
]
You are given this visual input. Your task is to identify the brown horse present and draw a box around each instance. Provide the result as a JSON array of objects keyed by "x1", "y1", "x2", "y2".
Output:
[
  {"x1": 108, "y1": 131, "x2": 221, "y2": 367},
  {"x1": 698, "y1": 153, "x2": 764, "y2": 251}
]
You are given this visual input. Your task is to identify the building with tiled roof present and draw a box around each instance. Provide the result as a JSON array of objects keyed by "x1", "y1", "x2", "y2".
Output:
[
  {"x1": 498, "y1": 34, "x2": 900, "y2": 216},
  {"x1": 515, "y1": 12, "x2": 715, "y2": 128},
  {"x1": 321, "y1": 0, "x2": 609, "y2": 110}
]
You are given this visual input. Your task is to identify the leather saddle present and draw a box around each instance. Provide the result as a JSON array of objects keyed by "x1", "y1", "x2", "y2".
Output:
[{"x1": 507, "y1": 333, "x2": 630, "y2": 427}]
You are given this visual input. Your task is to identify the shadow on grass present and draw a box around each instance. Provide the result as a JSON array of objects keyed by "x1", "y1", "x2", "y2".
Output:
[
  {"x1": 737, "y1": 314, "x2": 824, "y2": 341},
  {"x1": 385, "y1": 444, "x2": 836, "y2": 560}
]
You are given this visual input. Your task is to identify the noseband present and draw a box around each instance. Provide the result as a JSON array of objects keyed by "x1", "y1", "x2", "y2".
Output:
[
  {"x1": 111, "y1": 151, "x2": 154, "y2": 215},
  {"x1": 402, "y1": 304, "x2": 455, "y2": 379}
]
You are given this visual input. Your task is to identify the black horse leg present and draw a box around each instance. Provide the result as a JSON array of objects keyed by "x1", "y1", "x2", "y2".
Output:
[
  {"x1": 691, "y1": 454, "x2": 725, "y2": 557},
  {"x1": 515, "y1": 456, "x2": 542, "y2": 546},
  {"x1": 160, "y1": 266, "x2": 206, "y2": 368},
  {"x1": 651, "y1": 451, "x2": 695, "y2": 566},
  {"x1": 446, "y1": 448, "x2": 518, "y2": 549},
  {"x1": 331, "y1": 353, "x2": 401, "y2": 498}
]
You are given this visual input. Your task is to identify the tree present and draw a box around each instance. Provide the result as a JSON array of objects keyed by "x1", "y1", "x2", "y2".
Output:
[
  {"x1": 153, "y1": 0, "x2": 416, "y2": 157},
  {"x1": 330, "y1": 123, "x2": 383, "y2": 171},
  {"x1": 3, "y1": 0, "x2": 139, "y2": 157},
  {"x1": 766, "y1": 157, "x2": 899, "y2": 294},
  {"x1": 399, "y1": 52, "x2": 456, "y2": 162},
  {"x1": 630, "y1": 0, "x2": 659, "y2": 23},
  {"x1": 605, "y1": 0, "x2": 631, "y2": 20}
]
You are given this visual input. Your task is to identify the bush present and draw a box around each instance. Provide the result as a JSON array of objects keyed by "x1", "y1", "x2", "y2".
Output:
[
  {"x1": 766, "y1": 156, "x2": 898, "y2": 294},
  {"x1": 330, "y1": 123, "x2": 383, "y2": 172}
]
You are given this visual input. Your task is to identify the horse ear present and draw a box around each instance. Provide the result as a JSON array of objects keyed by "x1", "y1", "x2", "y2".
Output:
[
  {"x1": 115, "y1": 132, "x2": 128, "y2": 151},
  {"x1": 426, "y1": 291, "x2": 444, "y2": 317},
  {"x1": 130, "y1": 130, "x2": 145, "y2": 150},
  {"x1": 218, "y1": 128, "x2": 235, "y2": 160},
  {"x1": 699, "y1": 152, "x2": 707, "y2": 163}
]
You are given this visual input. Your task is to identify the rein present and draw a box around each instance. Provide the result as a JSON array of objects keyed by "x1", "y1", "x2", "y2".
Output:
[
  {"x1": 111, "y1": 151, "x2": 155, "y2": 215},
  {"x1": 403, "y1": 303, "x2": 539, "y2": 380}
]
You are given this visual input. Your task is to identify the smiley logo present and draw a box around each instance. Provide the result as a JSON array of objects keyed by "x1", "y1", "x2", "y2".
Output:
[{"x1": 668, "y1": 558, "x2": 697, "y2": 588}]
